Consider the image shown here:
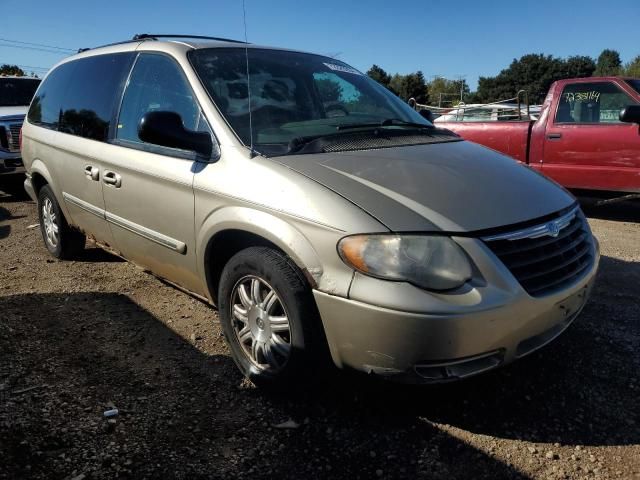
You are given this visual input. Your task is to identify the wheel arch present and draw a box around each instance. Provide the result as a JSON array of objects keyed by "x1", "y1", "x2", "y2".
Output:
[
  {"x1": 29, "y1": 160, "x2": 57, "y2": 197},
  {"x1": 197, "y1": 207, "x2": 324, "y2": 305}
]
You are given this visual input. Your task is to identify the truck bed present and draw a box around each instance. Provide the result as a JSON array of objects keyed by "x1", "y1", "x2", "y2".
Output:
[{"x1": 437, "y1": 121, "x2": 533, "y2": 164}]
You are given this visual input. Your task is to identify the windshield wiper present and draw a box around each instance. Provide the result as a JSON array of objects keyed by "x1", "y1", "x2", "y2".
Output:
[
  {"x1": 285, "y1": 134, "x2": 329, "y2": 155},
  {"x1": 283, "y1": 119, "x2": 435, "y2": 155},
  {"x1": 336, "y1": 118, "x2": 433, "y2": 131}
]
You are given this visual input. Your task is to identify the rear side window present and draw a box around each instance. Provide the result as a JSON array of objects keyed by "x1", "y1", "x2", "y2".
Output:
[
  {"x1": 60, "y1": 53, "x2": 134, "y2": 141},
  {"x1": 28, "y1": 62, "x2": 75, "y2": 129},
  {"x1": 28, "y1": 53, "x2": 134, "y2": 141},
  {"x1": 117, "y1": 53, "x2": 199, "y2": 144},
  {"x1": 555, "y1": 82, "x2": 637, "y2": 124}
]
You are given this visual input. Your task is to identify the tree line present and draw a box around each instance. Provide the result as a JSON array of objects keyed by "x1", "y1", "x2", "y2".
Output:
[
  {"x1": 367, "y1": 49, "x2": 640, "y2": 106},
  {"x1": 0, "y1": 64, "x2": 40, "y2": 77}
]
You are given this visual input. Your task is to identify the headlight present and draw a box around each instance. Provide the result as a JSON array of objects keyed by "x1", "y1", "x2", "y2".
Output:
[{"x1": 338, "y1": 234, "x2": 472, "y2": 291}]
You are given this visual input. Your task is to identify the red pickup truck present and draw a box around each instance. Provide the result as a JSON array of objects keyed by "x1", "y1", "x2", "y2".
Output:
[{"x1": 435, "y1": 77, "x2": 640, "y2": 194}]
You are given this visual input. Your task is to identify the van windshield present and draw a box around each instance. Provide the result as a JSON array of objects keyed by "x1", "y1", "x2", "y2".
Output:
[
  {"x1": 0, "y1": 78, "x2": 41, "y2": 107},
  {"x1": 189, "y1": 48, "x2": 433, "y2": 155}
]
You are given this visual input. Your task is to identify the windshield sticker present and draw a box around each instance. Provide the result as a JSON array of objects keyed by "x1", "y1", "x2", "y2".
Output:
[
  {"x1": 564, "y1": 91, "x2": 601, "y2": 103},
  {"x1": 323, "y1": 63, "x2": 362, "y2": 75}
]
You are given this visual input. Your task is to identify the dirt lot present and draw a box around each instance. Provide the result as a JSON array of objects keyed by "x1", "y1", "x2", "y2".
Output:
[{"x1": 1, "y1": 181, "x2": 639, "y2": 480}]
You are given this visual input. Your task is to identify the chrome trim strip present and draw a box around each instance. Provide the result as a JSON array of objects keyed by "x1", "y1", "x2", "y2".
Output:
[
  {"x1": 482, "y1": 206, "x2": 579, "y2": 242},
  {"x1": 62, "y1": 192, "x2": 106, "y2": 219},
  {"x1": 105, "y1": 211, "x2": 187, "y2": 254}
]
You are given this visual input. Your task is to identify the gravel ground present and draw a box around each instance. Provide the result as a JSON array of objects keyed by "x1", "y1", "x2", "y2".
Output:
[{"x1": 1, "y1": 181, "x2": 639, "y2": 480}]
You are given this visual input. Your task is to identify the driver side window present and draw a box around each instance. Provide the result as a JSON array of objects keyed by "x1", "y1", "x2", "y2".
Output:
[
  {"x1": 555, "y1": 82, "x2": 635, "y2": 124},
  {"x1": 117, "y1": 53, "x2": 200, "y2": 143}
]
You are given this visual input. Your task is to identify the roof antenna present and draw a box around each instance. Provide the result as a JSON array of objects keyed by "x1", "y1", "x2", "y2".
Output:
[{"x1": 242, "y1": 0, "x2": 256, "y2": 157}]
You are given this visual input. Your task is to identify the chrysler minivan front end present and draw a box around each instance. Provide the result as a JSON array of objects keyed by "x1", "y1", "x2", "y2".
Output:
[{"x1": 316, "y1": 205, "x2": 598, "y2": 382}]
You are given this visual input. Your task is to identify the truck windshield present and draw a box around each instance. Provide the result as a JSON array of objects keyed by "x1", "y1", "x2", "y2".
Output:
[
  {"x1": 626, "y1": 79, "x2": 640, "y2": 95},
  {"x1": 189, "y1": 48, "x2": 432, "y2": 155},
  {"x1": 0, "y1": 78, "x2": 41, "y2": 107}
]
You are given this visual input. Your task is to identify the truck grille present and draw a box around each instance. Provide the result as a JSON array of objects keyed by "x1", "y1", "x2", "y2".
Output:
[
  {"x1": 482, "y1": 206, "x2": 594, "y2": 297},
  {"x1": 8, "y1": 124, "x2": 21, "y2": 152}
]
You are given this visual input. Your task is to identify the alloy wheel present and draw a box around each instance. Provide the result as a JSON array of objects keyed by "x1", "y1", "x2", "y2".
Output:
[
  {"x1": 230, "y1": 275, "x2": 292, "y2": 371},
  {"x1": 42, "y1": 198, "x2": 59, "y2": 248}
]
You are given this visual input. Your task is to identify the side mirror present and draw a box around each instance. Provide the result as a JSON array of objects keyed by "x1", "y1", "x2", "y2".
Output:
[
  {"x1": 418, "y1": 109, "x2": 435, "y2": 123},
  {"x1": 138, "y1": 111, "x2": 213, "y2": 157},
  {"x1": 619, "y1": 105, "x2": 640, "y2": 124}
]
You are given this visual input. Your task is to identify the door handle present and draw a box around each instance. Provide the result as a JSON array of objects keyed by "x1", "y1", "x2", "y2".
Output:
[
  {"x1": 547, "y1": 133, "x2": 562, "y2": 140},
  {"x1": 103, "y1": 170, "x2": 122, "y2": 188},
  {"x1": 84, "y1": 165, "x2": 100, "y2": 181}
]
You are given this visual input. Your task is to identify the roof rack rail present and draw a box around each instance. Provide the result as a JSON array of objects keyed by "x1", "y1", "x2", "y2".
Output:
[
  {"x1": 132, "y1": 34, "x2": 247, "y2": 44},
  {"x1": 76, "y1": 34, "x2": 247, "y2": 54},
  {"x1": 76, "y1": 37, "x2": 155, "y2": 54}
]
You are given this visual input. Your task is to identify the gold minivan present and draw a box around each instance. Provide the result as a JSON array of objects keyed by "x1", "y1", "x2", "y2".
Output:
[{"x1": 22, "y1": 34, "x2": 599, "y2": 387}]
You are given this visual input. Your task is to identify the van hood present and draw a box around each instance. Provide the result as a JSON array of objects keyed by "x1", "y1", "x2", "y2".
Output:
[
  {"x1": 0, "y1": 106, "x2": 28, "y2": 119},
  {"x1": 272, "y1": 141, "x2": 575, "y2": 232}
]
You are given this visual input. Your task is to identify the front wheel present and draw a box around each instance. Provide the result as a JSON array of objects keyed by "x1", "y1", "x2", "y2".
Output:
[{"x1": 218, "y1": 247, "x2": 321, "y2": 388}]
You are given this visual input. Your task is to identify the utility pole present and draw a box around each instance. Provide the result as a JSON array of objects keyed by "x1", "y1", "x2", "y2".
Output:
[{"x1": 454, "y1": 74, "x2": 467, "y2": 102}]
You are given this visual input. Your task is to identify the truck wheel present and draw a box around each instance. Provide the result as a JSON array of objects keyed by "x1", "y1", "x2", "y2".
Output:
[
  {"x1": 218, "y1": 246, "x2": 320, "y2": 389},
  {"x1": 37, "y1": 185, "x2": 85, "y2": 259}
]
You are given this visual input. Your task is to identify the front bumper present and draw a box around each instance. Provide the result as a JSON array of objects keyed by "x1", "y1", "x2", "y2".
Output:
[
  {"x1": 0, "y1": 150, "x2": 25, "y2": 176},
  {"x1": 314, "y1": 237, "x2": 600, "y2": 383}
]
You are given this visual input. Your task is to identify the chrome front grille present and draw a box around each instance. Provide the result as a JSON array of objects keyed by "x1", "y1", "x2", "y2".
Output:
[
  {"x1": 483, "y1": 206, "x2": 594, "y2": 297},
  {"x1": 8, "y1": 123, "x2": 21, "y2": 152}
]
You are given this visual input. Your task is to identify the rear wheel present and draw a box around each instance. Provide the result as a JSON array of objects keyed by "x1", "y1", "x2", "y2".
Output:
[
  {"x1": 218, "y1": 246, "x2": 321, "y2": 388},
  {"x1": 38, "y1": 185, "x2": 85, "y2": 259}
]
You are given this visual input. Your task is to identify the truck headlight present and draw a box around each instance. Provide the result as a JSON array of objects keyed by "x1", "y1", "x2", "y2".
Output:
[{"x1": 338, "y1": 234, "x2": 472, "y2": 291}]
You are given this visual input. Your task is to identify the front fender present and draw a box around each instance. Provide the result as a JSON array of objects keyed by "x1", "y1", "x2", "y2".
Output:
[{"x1": 196, "y1": 206, "x2": 326, "y2": 298}]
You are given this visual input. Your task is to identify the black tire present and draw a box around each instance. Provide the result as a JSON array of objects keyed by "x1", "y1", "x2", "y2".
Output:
[
  {"x1": 218, "y1": 246, "x2": 323, "y2": 389},
  {"x1": 37, "y1": 185, "x2": 85, "y2": 259}
]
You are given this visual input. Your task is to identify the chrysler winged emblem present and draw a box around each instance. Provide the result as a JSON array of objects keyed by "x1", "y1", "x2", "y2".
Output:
[{"x1": 546, "y1": 221, "x2": 561, "y2": 237}]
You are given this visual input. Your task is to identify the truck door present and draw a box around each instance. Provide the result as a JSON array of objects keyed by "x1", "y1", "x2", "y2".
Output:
[{"x1": 542, "y1": 80, "x2": 640, "y2": 192}]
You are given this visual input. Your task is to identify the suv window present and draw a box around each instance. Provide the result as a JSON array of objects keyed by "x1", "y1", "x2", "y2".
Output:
[
  {"x1": 28, "y1": 53, "x2": 134, "y2": 141},
  {"x1": 0, "y1": 78, "x2": 40, "y2": 107},
  {"x1": 117, "y1": 53, "x2": 199, "y2": 144},
  {"x1": 555, "y1": 82, "x2": 636, "y2": 124}
]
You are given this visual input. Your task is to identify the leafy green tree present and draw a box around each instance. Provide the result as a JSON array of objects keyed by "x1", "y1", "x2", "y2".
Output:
[
  {"x1": 564, "y1": 55, "x2": 596, "y2": 78},
  {"x1": 389, "y1": 71, "x2": 428, "y2": 103},
  {"x1": 477, "y1": 54, "x2": 566, "y2": 104},
  {"x1": 594, "y1": 49, "x2": 622, "y2": 76},
  {"x1": 366, "y1": 64, "x2": 392, "y2": 88},
  {"x1": 624, "y1": 55, "x2": 640, "y2": 78},
  {"x1": 427, "y1": 77, "x2": 470, "y2": 106},
  {"x1": 0, "y1": 64, "x2": 25, "y2": 76}
]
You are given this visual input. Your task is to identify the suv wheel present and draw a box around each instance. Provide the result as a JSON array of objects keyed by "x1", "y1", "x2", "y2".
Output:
[
  {"x1": 218, "y1": 247, "x2": 320, "y2": 388},
  {"x1": 38, "y1": 185, "x2": 85, "y2": 259}
]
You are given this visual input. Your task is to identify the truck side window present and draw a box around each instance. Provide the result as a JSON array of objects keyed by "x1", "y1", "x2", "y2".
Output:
[
  {"x1": 117, "y1": 53, "x2": 200, "y2": 144},
  {"x1": 555, "y1": 82, "x2": 636, "y2": 124}
]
